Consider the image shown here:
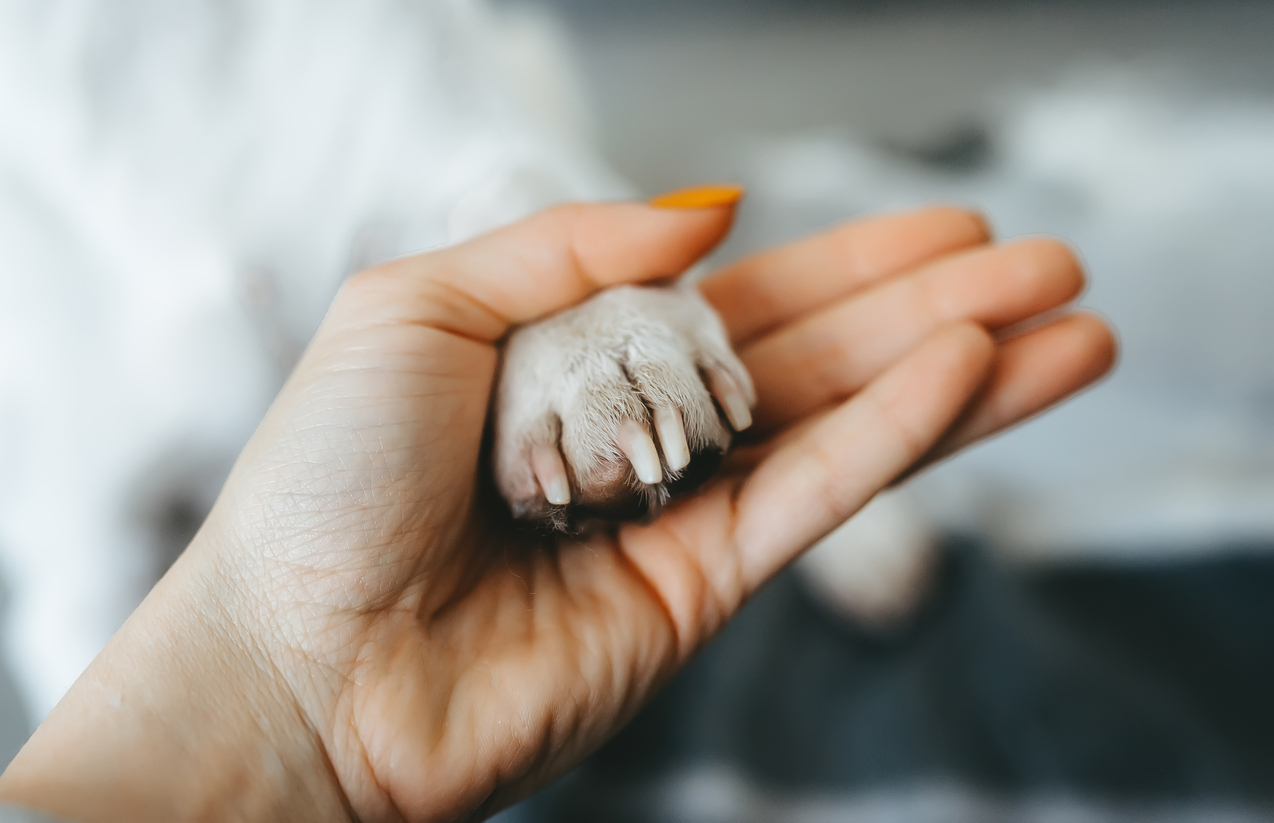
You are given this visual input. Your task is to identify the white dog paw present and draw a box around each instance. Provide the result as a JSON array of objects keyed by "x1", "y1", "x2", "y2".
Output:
[
  {"x1": 493, "y1": 284, "x2": 755, "y2": 527},
  {"x1": 795, "y1": 489, "x2": 941, "y2": 633}
]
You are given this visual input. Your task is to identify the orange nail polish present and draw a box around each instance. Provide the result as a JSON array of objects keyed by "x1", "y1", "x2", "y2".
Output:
[{"x1": 649, "y1": 183, "x2": 745, "y2": 209}]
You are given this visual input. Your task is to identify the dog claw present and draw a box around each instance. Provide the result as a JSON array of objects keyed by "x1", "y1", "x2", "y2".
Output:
[
  {"x1": 617, "y1": 420, "x2": 663, "y2": 485},
  {"x1": 708, "y1": 368, "x2": 753, "y2": 432},
  {"x1": 654, "y1": 407, "x2": 691, "y2": 472},
  {"x1": 531, "y1": 444, "x2": 571, "y2": 505}
]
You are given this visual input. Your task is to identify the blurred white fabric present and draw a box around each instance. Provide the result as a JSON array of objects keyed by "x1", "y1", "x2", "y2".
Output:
[{"x1": 0, "y1": 0, "x2": 624, "y2": 720}]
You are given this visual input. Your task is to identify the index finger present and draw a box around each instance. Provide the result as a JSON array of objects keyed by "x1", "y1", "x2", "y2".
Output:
[
  {"x1": 701, "y1": 206, "x2": 992, "y2": 345},
  {"x1": 341, "y1": 199, "x2": 739, "y2": 342}
]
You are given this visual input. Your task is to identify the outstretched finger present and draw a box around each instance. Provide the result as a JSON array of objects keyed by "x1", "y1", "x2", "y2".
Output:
[
  {"x1": 743, "y1": 237, "x2": 1086, "y2": 429},
  {"x1": 702, "y1": 206, "x2": 992, "y2": 345},
  {"x1": 733, "y1": 322, "x2": 995, "y2": 589},
  {"x1": 331, "y1": 191, "x2": 742, "y2": 341},
  {"x1": 902, "y1": 311, "x2": 1117, "y2": 477}
]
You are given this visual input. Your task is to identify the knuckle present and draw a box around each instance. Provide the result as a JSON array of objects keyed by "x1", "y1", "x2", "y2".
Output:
[
  {"x1": 342, "y1": 263, "x2": 391, "y2": 293},
  {"x1": 542, "y1": 201, "x2": 588, "y2": 228}
]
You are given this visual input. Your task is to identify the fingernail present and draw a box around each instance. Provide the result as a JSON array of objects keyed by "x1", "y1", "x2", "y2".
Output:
[
  {"x1": 654, "y1": 407, "x2": 691, "y2": 472},
  {"x1": 617, "y1": 420, "x2": 663, "y2": 485},
  {"x1": 709, "y1": 369, "x2": 753, "y2": 431},
  {"x1": 531, "y1": 444, "x2": 571, "y2": 506},
  {"x1": 649, "y1": 183, "x2": 745, "y2": 210}
]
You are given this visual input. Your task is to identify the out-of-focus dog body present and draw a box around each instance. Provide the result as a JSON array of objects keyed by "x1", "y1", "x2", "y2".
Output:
[{"x1": 0, "y1": 0, "x2": 629, "y2": 719}]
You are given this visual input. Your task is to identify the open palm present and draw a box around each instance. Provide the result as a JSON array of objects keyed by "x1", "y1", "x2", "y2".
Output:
[
  {"x1": 203, "y1": 200, "x2": 1109, "y2": 821},
  {"x1": 4, "y1": 199, "x2": 1113, "y2": 823}
]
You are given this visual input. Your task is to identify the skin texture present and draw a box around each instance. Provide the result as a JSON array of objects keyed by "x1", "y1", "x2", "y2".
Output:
[{"x1": 0, "y1": 202, "x2": 1115, "y2": 822}]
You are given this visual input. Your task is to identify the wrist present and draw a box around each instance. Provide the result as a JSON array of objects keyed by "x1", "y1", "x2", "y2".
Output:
[{"x1": 0, "y1": 532, "x2": 350, "y2": 823}]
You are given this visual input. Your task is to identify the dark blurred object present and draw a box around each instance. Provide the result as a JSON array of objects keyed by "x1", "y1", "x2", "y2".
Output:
[
  {"x1": 510, "y1": 542, "x2": 1274, "y2": 820},
  {"x1": 881, "y1": 122, "x2": 996, "y2": 173},
  {"x1": 530, "y1": 0, "x2": 1124, "y2": 22},
  {"x1": 1032, "y1": 551, "x2": 1274, "y2": 787}
]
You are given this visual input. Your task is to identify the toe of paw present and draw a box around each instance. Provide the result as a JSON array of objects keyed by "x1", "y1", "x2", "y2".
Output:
[{"x1": 575, "y1": 459, "x2": 656, "y2": 520}]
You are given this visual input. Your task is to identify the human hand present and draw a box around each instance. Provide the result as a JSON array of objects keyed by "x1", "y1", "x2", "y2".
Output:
[{"x1": 0, "y1": 200, "x2": 1114, "y2": 822}]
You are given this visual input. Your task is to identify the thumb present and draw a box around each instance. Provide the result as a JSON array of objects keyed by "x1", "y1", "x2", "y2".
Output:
[{"x1": 329, "y1": 186, "x2": 744, "y2": 341}]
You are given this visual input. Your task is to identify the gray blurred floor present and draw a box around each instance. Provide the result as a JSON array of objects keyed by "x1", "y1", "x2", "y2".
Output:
[{"x1": 503, "y1": 544, "x2": 1274, "y2": 820}]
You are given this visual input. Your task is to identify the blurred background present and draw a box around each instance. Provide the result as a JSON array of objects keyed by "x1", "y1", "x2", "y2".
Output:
[
  {"x1": 3, "y1": 0, "x2": 1274, "y2": 819},
  {"x1": 493, "y1": 0, "x2": 1274, "y2": 819}
]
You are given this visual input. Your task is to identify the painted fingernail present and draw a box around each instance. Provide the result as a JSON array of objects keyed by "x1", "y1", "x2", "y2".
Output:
[
  {"x1": 617, "y1": 420, "x2": 663, "y2": 485},
  {"x1": 649, "y1": 183, "x2": 745, "y2": 210},
  {"x1": 654, "y1": 406, "x2": 691, "y2": 472},
  {"x1": 531, "y1": 444, "x2": 571, "y2": 506},
  {"x1": 709, "y1": 369, "x2": 753, "y2": 431}
]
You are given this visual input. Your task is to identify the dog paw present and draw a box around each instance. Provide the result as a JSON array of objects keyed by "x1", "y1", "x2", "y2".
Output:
[{"x1": 493, "y1": 284, "x2": 754, "y2": 527}]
